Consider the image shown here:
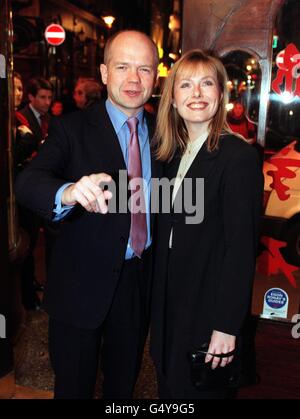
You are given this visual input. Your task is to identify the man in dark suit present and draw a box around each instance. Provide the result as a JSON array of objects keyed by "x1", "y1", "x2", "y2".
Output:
[
  {"x1": 15, "y1": 30, "x2": 160, "y2": 399},
  {"x1": 18, "y1": 77, "x2": 53, "y2": 148},
  {"x1": 17, "y1": 77, "x2": 53, "y2": 309}
]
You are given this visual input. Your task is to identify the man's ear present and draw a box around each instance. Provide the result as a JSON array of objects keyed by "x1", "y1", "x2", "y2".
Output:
[
  {"x1": 28, "y1": 93, "x2": 34, "y2": 103},
  {"x1": 100, "y1": 64, "x2": 108, "y2": 85}
]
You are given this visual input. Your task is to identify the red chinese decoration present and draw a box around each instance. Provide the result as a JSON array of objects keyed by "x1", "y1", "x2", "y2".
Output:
[
  {"x1": 272, "y1": 43, "x2": 300, "y2": 98},
  {"x1": 257, "y1": 236, "x2": 298, "y2": 288},
  {"x1": 266, "y1": 155, "x2": 300, "y2": 200}
]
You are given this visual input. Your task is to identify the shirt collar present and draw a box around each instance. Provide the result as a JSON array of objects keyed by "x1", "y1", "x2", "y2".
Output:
[
  {"x1": 105, "y1": 98, "x2": 145, "y2": 135},
  {"x1": 29, "y1": 104, "x2": 41, "y2": 121},
  {"x1": 192, "y1": 130, "x2": 209, "y2": 147}
]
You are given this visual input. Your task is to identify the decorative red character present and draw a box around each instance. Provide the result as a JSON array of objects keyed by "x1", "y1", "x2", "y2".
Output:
[
  {"x1": 266, "y1": 156, "x2": 300, "y2": 200},
  {"x1": 257, "y1": 236, "x2": 298, "y2": 288},
  {"x1": 272, "y1": 43, "x2": 300, "y2": 98}
]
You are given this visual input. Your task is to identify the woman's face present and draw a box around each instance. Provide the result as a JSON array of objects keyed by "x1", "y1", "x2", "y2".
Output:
[
  {"x1": 232, "y1": 103, "x2": 244, "y2": 118},
  {"x1": 14, "y1": 77, "x2": 23, "y2": 108},
  {"x1": 173, "y1": 64, "x2": 221, "y2": 134}
]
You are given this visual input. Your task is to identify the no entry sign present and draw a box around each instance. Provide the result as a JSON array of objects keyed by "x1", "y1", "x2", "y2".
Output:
[
  {"x1": 275, "y1": 49, "x2": 286, "y2": 69},
  {"x1": 45, "y1": 24, "x2": 66, "y2": 46}
]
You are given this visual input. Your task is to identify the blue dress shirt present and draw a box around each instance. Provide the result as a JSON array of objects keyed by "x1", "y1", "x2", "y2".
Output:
[{"x1": 53, "y1": 99, "x2": 152, "y2": 259}]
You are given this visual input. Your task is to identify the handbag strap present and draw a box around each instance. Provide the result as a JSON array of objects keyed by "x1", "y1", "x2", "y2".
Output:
[{"x1": 207, "y1": 349, "x2": 235, "y2": 358}]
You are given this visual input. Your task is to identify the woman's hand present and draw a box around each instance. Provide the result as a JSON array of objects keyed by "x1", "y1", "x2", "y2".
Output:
[{"x1": 205, "y1": 330, "x2": 236, "y2": 369}]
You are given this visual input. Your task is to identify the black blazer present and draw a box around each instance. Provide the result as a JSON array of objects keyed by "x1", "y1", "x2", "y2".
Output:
[
  {"x1": 15, "y1": 101, "x2": 162, "y2": 328},
  {"x1": 150, "y1": 134, "x2": 263, "y2": 386},
  {"x1": 18, "y1": 104, "x2": 50, "y2": 141}
]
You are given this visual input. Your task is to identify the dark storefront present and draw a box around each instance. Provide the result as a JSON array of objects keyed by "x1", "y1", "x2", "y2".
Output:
[{"x1": 183, "y1": 0, "x2": 300, "y2": 322}]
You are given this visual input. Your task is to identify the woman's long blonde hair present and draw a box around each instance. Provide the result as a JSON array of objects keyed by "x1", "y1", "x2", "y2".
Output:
[{"x1": 154, "y1": 49, "x2": 231, "y2": 161}]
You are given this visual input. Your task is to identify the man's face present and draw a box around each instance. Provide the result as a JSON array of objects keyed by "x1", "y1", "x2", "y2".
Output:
[
  {"x1": 100, "y1": 32, "x2": 158, "y2": 117},
  {"x1": 73, "y1": 84, "x2": 87, "y2": 109},
  {"x1": 29, "y1": 89, "x2": 53, "y2": 115}
]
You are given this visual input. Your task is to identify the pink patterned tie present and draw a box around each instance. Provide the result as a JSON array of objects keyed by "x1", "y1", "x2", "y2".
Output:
[{"x1": 127, "y1": 117, "x2": 147, "y2": 258}]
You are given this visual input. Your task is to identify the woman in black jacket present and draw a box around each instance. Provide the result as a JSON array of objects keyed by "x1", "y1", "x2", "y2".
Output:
[{"x1": 150, "y1": 50, "x2": 263, "y2": 399}]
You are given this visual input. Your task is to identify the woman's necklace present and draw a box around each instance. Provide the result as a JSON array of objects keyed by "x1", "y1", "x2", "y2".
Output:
[
  {"x1": 178, "y1": 142, "x2": 195, "y2": 179},
  {"x1": 173, "y1": 131, "x2": 208, "y2": 204},
  {"x1": 178, "y1": 133, "x2": 207, "y2": 179}
]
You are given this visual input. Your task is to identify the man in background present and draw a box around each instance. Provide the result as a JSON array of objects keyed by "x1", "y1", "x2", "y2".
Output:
[
  {"x1": 19, "y1": 77, "x2": 53, "y2": 144},
  {"x1": 73, "y1": 78, "x2": 103, "y2": 109},
  {"x1": 17, "y1": 77, "x2": 53, "y2": 309}
]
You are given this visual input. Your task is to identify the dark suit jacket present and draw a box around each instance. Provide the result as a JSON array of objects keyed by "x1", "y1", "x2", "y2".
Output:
[
  {"x1": 150, "y1": 134, "x2": 263, "y2": 391},
  {"x1": 15, "y1": 114, "x2": 37, "y2": 173},
  {"x1": 15, "y1": 101, "x2": 161, "y2": 329},
  {"x1": 16, "y1": 105, "x2": 51, "y2": 169},
  {"x1": 19, "y1": 104, "x2": 50, "y2": 142}
]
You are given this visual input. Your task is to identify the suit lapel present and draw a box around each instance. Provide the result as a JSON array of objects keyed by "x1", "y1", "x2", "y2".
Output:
[
  {"x1": 22, "y1": 105, "x2": 42, "y2": 140},
  {"x1": 186, "y1": 140, "x2": 220, "y2": 180},
  {"x1": 171, "y1": 140, "x2": 221, "y2": 210},
  {"x1": 87, "y1": 101, "x2": 126, "y2": 173},
  {"x1": 146, "y1": 111, "x2": 160, "y2": 181},
  {"x1": 167, "y1": 153, "x2": 181, "y2": 181},
  {"x1": 145, "y1": 111, "x2": 162, "y2": 231}
]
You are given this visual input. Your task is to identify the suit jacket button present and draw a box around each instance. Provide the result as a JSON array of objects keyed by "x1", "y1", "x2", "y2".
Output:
[{"x1": 120, "y1": 236, "x2": 126, "y2": 243}]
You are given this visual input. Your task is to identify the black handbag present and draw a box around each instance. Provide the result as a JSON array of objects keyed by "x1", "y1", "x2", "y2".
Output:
[{"x1": 188, "y1": 343, "x2": 240, "y2": 391}]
